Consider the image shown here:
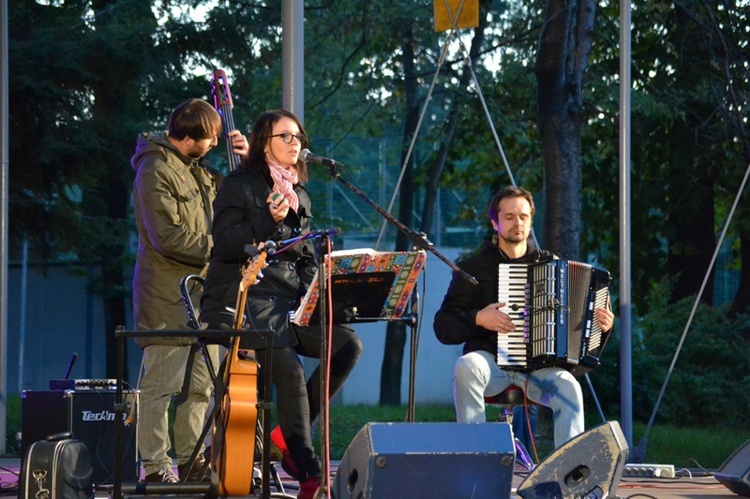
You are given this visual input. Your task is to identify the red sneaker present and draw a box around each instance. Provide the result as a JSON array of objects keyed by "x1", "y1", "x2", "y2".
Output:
[
  {"x1": 270, "y1": 425, "x2": 300, "y2": 480},
  {"x1": 297, "y1": 476, "x2": 322, "y2": 499}
]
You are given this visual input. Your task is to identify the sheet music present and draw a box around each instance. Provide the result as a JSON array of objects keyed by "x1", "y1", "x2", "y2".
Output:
[{"x1": 292, "y1": 248, "x2": 426, "y2": 326}]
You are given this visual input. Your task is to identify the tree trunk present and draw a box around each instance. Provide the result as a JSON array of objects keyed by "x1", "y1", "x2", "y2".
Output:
[
  {"x1": 663, "y1": 5, "x2": 719, "y2": 306},
  {"x1": 665, "y1": 138, "x2": 716, "y2": 305},
  {"x1": 535, "y1": 0, "x2": 597, "y2": 259},
  {"x1": 379, "y1": 22, "x2": 419, "y2": 406}
]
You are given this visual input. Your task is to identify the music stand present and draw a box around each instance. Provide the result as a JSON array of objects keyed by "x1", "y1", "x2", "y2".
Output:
[
  {"x1": 294, "y1": 247, "x2": 425, "y2": 497},
  {"x1": 112, "y1": 326, "x2": 275, "y2": 499},
  {"x1": 292, "y1": 249, "x2": 426, "y2": 329}
]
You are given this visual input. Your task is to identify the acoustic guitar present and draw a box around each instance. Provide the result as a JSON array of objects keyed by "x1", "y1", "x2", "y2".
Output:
[{"x1": 214, "y1": 247, "x2": 267, "y2": 495}]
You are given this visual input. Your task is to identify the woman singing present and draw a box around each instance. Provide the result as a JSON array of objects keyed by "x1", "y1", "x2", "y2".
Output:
[{"x1": 200, "y1": 109, "x2": 362, "y2": 499}]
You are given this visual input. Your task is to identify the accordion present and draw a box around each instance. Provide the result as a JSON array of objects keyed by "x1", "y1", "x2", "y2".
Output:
[{"x1": 497, "y1": 260, "x2": 611, "y2": 376}]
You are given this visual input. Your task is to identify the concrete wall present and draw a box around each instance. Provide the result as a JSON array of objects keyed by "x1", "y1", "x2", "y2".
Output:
[
  {"x1": 6, "y1": 264, "x2": 140, "y2": 393},
  {"x1": 5, "y1": 248, "x2": 466, "y2": 407}
]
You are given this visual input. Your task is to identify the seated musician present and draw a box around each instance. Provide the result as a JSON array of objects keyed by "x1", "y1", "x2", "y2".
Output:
[{"x1": 433, "y1": 186, "x2": 614, "y2": 448}]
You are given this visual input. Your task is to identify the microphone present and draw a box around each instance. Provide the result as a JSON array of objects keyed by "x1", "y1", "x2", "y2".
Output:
[
  {"x1": 276, "y1": 227, "x2": 342, "y2": 250},
  {"x1": 300, "y1": 149, "x2": 344, "y2": 168},
  {"x1": 64, "y1": 352, "x2": 78, "y2": 380},
  {"x1": 308, "y1": 227, "x2": 341, "y2": 238}
]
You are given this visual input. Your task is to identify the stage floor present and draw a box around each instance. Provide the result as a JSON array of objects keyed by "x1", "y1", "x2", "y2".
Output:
[{"x1": 1, "y1": 457, "x2": 742, "y2": 498}]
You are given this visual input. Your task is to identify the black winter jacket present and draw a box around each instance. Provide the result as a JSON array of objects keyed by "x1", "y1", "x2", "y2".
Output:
[
  {"x1": 200, "y1": 166, "x2": 316, "y2": 349},
  {"x1": 433, "y1": 236, "x2": 554, "y2": 359}
]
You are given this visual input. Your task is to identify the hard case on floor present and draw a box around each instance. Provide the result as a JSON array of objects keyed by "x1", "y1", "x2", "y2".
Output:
[{"x1": 20, "y1": 432, "x2": 94, "y2": 499}]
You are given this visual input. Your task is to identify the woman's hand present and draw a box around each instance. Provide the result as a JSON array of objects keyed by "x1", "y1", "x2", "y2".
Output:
[{"x1": 267, "y1": 192, "x2": 289, "y2": 222}]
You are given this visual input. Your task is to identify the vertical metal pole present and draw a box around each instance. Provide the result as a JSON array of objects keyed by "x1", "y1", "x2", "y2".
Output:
[
  {"x1": 316, "y1": 240, "x2": 330, "y2": 496},
  {"x1": 281, "y1": 0, "x2": 304, "y2": 123},
  {"x1": 619, "y1": 0, "x2": 633, "y2": 447},
  {"x1": 18, "y1": 239, "x2": 27, "y2": 392},
  {"x1": 0, "y1": 0, "x2": 10, "y2": 456}
]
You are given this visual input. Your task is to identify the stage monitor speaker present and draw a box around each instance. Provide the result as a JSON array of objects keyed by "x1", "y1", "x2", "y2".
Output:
[
  {"x1": 331, "y1": 422, "x2": 515, "y2": 499},
  {"x1": 715, "y1": 439, "x2": 750, "y2": 496},
  {"x1": 21, "y1": 389, "x2": 139, "y2": 484},
  {"x1": 517, "y1": 420, "x2": 628, "y2": 499}
]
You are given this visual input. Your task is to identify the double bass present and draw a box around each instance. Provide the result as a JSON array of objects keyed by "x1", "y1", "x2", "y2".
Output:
[
  {"x1": 213, "y1": 247, "x2": 267, "y2": 495},
  {"x1": 211, "y1": 68, "x2": 243, "y2": 172}
]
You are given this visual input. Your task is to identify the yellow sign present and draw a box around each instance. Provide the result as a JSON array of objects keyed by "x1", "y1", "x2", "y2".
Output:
[{"x1": 434, "y1": 0, "x2": 479, "y2": 32}]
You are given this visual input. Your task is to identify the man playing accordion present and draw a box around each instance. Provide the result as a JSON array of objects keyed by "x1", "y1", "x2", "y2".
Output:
[{"x1": 434, "y1": 186, "x2": 614, "y2": 448}]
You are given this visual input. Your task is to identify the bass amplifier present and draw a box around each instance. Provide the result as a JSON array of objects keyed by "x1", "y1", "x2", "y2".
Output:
[{"x1": 21, "y1": 389, "x2": 139, "y2": 484}]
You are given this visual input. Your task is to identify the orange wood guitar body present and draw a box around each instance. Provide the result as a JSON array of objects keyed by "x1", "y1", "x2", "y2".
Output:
[{"x1": 214, "y1": 249, "x2": 266, "y2": 496}]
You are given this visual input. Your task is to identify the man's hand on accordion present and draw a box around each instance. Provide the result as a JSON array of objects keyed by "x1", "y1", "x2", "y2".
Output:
[
  {"x1": 476, "y1": 301, "x2": 516, "y2": 334},
  {"x1": 595, "y1": 306, "x2": 614, "y2": 332}
]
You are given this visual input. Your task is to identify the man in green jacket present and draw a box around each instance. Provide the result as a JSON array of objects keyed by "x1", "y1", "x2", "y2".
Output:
[{"x1": 131, "y1": 98, "x2": 248, "y2": 483}]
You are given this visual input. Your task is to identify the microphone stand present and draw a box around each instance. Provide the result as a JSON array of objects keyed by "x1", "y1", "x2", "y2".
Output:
[
  {"x1": 313, "y1": 233, "x2": 332, "y2": 497},
  {"x1": 316, "y1": 163, "x2": 476, "y2": 285},
  {"x1": 314, "y1": 160, "x2": 477, "y2": 423}
]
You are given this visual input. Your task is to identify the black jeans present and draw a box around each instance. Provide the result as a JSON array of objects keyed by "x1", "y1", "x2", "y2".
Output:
[{"x1": 266, "y1": 323, "x2": 362, "y2": 481}]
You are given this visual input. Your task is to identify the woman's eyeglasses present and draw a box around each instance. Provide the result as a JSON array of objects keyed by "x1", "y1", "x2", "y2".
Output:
[{"x1": 271, "y1": 133, "x2": 306, "y2": 144}]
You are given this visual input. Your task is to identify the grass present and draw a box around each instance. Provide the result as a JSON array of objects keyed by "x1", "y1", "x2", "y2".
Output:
[
  {"x1": 319, "y1": 404, "x2": 749, "y2": 470},
  {"x1": 6, "y1": 394, "x2": 748, "y2": 471},
  {"x1": 630, "y1": 422, "x2": 750, "y2": 470}
]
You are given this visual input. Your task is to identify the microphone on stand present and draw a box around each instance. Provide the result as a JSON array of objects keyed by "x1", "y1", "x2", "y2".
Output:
[
  {"x1": 299, "y1": 149, "x2": 344, "y2": 169},
  {"x1": 64, "y1": 352, "x2": 78, "y2": 380},
  {"x1": 275, "y1": 227, "x2": 342, "y2": 251},
  {"x1": 307, "y1": 227, "x2": 341, "y2": 238}
]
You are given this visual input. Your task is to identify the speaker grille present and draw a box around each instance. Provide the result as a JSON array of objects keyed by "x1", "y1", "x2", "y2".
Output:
[{"x1": 332, "y1": 422, "x2": 515, "y2": 499}]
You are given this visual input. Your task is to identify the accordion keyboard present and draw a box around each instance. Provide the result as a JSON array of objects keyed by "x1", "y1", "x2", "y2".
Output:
[{"x1": 497, "y1": 264, "x2": 529, "y2": 369}]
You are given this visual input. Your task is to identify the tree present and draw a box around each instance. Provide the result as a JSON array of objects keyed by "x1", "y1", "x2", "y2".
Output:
[
  {"x1": 8, "y1": 0, "x2": 749, "y2": 403},
  {"x1": 535, "y1": 0, "x2": 597, "y2": 260}
]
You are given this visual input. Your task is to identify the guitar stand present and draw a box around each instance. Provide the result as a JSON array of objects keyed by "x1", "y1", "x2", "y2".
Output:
[
  {"x1": 194, "y1": 328, "x2": 283, "y2": 498},
  {"x1": 113, "y1": 327, "x2": 280, "y2": 499}
]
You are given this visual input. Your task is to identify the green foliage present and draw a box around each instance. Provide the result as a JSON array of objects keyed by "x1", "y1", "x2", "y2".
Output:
[
  {"x1": 4, "y1": 394, "x2": 21, "y2": 455},
  {"x1": 6, "y1": 0, "x2": 750, "y2": 410},
  {"x1": 587, "y1": 278, "x2": 750, "y2": 429}
]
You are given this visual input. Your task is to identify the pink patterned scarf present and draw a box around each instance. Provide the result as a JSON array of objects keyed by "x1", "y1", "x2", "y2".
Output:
[{"x1": 266, "y1": 157, "x2": 300, "y2": 212}]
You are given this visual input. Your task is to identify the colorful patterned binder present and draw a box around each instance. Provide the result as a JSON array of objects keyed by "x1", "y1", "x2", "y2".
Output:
[{"x1": 292, "y1": 249, "x2": 426, "y2": 326}]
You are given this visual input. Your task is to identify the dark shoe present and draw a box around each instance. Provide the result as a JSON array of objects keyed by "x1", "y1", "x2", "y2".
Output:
[
  {"x1": 178, "y1": 454, "x2": 211, "y2": 482},
  {"x1": 144, "y1": 466, "x2": 179, "y2": 483},
  {"x1": 297, "y1": 476, "x2": 322, "y2": 499},
  {"x1": 270, "y1": 425, "x2": 299, "y2": 480}
]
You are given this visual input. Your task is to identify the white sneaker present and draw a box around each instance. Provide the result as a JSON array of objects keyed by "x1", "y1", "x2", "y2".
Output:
[{"x1": 144, "y1": 466, "x2": 179, "y2": 483}]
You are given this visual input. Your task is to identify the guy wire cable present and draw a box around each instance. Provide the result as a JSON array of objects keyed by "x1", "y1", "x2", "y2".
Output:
[
  {"x1": 374, "y1": 0, "x2": 464, "y2": 250},
  {"x1": 374, "y1": 1, "x2": 539, "y2": 249},
  {"x1": 632, "y1": 158, "x2": 750, "y2": 462}
]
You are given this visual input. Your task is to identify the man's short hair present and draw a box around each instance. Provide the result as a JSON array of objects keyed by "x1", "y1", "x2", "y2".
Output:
[
  {"x1": 167, "y1": 98, "x2": 222, "y2": 141},
  {"x1": 488, "y1": 186, "x2": 536, "y2": 221}
]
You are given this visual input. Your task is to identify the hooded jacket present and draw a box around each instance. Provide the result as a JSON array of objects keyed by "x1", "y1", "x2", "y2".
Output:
[
  {"x1": 434, "y1": 235, "x2": 554, "y2": 358},
  {"x1": 131, "y1": 131, "x2": 220, "y2": 348}
]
